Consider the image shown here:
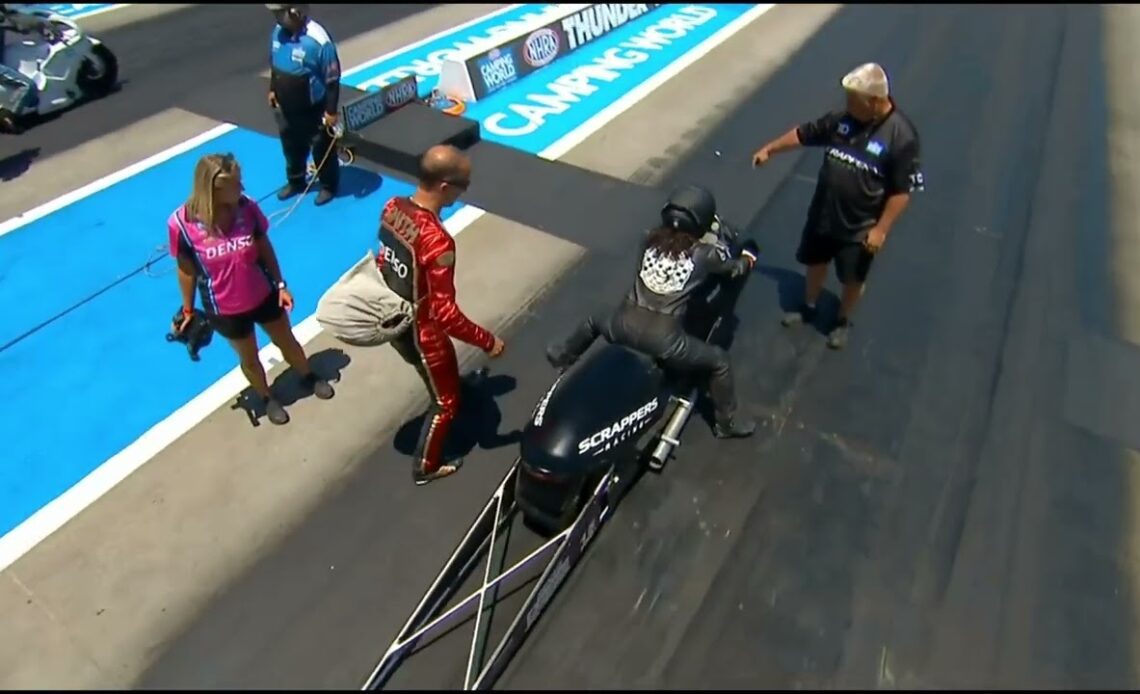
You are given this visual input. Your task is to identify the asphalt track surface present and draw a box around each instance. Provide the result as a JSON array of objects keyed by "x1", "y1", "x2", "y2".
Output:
[
  {"x1": 0, "y1": 3, "x2": 430, "y2": 166},
  {"x1": 10, "y1": 3, "x2": 1140, "y2": 690}
]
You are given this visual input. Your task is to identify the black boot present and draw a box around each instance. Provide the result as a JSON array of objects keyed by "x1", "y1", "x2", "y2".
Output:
[
  {"x1": 277, "y1": 182, "x2": 305, "y2": 201},
  {"x1": 545, "y1": 342, "x2": 577, "y2": 370},
  {"x1": 707, "y1": 363, "x2": 756, "y2": 439}
]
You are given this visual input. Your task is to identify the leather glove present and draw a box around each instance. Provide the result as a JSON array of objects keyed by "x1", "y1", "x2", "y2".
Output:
[{"x1": 740, "y1": 239, "x2": 760, "y2": 263}]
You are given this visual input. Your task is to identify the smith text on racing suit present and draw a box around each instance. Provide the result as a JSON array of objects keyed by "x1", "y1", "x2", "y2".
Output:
[
  {"x1": 546, "y1": 188, "x2": 757, "y2": 439},
  {"x1": 378, "y1": 196, "x2": 497, "y2": 483}
]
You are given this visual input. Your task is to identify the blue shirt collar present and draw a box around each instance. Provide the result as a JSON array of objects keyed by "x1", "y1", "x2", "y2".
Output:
[{"x1": 276, "y1": 19, "x2": 309, "y2": 42}]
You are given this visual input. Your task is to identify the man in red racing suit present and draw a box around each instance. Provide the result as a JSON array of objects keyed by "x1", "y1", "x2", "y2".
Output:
[{"x1": 377, "y1": 144, "x2": 506, "y2": 486}]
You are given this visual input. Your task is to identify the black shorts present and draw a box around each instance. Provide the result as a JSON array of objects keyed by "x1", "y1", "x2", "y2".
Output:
[
  {"x1": 206, "y1": 291, "x2": 284, "y2": 341},
  {"x1": 795, "y1": 227, "x2": 875, "y2": 285}
]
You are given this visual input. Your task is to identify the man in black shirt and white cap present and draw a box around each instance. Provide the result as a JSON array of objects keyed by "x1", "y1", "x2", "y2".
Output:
[{"x1": 752, "y1": 62, "x2": 924, "y2": 349}]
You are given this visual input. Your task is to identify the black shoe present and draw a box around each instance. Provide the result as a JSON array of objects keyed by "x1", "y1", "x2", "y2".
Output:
[
  {"x1": 303, "y1": 372, "x2": 335, "y2": 400},
  {"x1": 827, "y1": 318, "x2": 851, "y2": 350},
  {"x1": 781, "y1": 303, "x2": 817, "y2": 327},
  {"x1": 265, "y1": 397, "x2": 290, "y2": 425},
  {"x1": 714, "y1": 417, "x2": 757, "y2": 439},
  {"x1": 414, "y1": 458, "x2": 464, "y2": 486},
  {"x1": 277, "y1": 183, "x2": 304, "y2": 201},
  {"x1": 314, "y1": 188, "x2": 336, "y2": 206}
]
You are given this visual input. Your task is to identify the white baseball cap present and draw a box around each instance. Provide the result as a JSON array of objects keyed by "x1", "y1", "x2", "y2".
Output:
[
  {"x1": 841, "y1": 62, "x2": 890, "y2": 99},
  {"x1": 265, "y1": 4, "x2": 308, "y2": 13}
]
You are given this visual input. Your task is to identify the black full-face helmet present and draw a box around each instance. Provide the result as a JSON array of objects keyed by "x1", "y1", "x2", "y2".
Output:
[{"x1": 661, "y1": 184, "x2": 717, "y2": 235}]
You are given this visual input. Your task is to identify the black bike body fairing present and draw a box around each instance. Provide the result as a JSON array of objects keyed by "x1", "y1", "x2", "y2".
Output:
[{"x1": 522, "y1": 344, "x2": 669, "y2": 474}]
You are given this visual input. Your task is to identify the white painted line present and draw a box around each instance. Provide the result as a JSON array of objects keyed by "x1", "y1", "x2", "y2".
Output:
[
  {"x1": 0, "y1": 3, "x2": 528, "y2": 239},
  {"x1": 0, "y1": 3, "x2": 778, "y2": 573},
  {"x1": 337, "y1": 3, "x2": 526, "y2": 80},
  {"x1": 0, "y1": 123, "x2": 237, "y2": 237}
]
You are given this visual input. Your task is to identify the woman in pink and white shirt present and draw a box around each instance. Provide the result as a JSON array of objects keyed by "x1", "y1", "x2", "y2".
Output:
[{"x1": 169, "y1": 152, "x2": 333, "y2": 425}]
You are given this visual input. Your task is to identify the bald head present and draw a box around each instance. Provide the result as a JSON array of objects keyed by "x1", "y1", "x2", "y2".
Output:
[
  {"x1": 419, "y1": 145, "x2": 471, "y2": 188},
  {"x1": 413, "y1": 144, "x2": 472, "y2": 211}
]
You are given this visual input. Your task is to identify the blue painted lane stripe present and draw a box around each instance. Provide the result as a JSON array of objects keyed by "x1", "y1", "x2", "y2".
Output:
[
  {"x1": 466, "y1": 4, "x2": 752, "y2": 154},
  {"x1": 22, "y1": 4, "x2": 123, "y2": 20}
]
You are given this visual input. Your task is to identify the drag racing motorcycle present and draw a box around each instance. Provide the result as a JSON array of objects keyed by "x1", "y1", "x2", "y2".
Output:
[
  {"x1": 0, "y1": 4, "x2": 119, "y2": 133},
  {"x1": 362, "y1": 189, "x2": 757, "y2": 691},
  {"x1": 514, "y1": 209, "x2": 755, "y2": 537}
]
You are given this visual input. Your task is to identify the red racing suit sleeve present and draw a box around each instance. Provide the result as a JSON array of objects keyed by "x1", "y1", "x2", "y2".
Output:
[{"x1": 420, "y1": 222, "x2": 496, "y2": 351}]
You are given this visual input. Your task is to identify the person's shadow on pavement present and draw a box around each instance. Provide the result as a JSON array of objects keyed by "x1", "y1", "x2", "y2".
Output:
[
  {"x1": 755, "y1": 262, "x2": 838, "y2": 337},
  {"x1": 394, "y1": 369, "x2": 522, "y2": 462},
  {"x1": 335, "y1": 165, "x2": 383, "y2": 201},
  {"x1": 232, "y1": 347, "x2": 352, "y2": 426}
]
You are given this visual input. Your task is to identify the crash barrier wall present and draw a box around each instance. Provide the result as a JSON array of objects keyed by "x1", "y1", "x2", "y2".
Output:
[
  {"x1": 338, "y1": 74, "x2": 420, "y2": 133},
  {"x1": 437, "y1": 3, "x2": 667, "y2": 103},
  {"x1": 341, "y1": 87, "x2": 483, "y2": 177},
  {"x1": 332, "y1": 74, "x2": 482, "y2": 177}
]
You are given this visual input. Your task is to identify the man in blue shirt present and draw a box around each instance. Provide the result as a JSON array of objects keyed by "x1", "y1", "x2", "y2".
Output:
[{"x1": 267, "y1": 3, "x2": 341, "y2": 206}]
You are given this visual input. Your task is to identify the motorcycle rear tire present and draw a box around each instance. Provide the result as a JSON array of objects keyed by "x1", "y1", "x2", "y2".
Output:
[
  {"x1": 0, "y1": 108, "x2": 22, "y2": 134},
  {"x1": 77, "y1": 43, "x2": 118, "y2": 98}
]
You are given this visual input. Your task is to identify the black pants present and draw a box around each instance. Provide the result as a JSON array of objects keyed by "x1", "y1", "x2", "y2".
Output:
[
  {"x1": 275, "y1": 101, "x2": 339, "y2": 192},
  {"x1": 551, "y1": 302, "x2": 739, "y2": 425}
]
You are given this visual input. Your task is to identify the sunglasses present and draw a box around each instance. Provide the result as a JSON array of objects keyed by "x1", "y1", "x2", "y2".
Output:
[
  {"x1": 211, "y1": 154, "x2": 243, "y2": 190},
  {"x1": 442, "y1": 176, "x2": 470, "y2": 191}
]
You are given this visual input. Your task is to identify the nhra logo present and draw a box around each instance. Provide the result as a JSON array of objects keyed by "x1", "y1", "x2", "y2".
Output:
[
  {"x1": 477, "y1": 47, "x2": 518, "y2": 95},
  {"x1": 382, "y1": 75, "x2": 418, "y2": 110},
  {"x1": 522, "y1": 28, "x2": 560, "y2": 68}
]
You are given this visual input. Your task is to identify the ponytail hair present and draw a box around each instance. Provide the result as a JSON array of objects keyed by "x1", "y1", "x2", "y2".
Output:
[{"x1": 645, "y1": 224, "x2": 697, "y2": 259}]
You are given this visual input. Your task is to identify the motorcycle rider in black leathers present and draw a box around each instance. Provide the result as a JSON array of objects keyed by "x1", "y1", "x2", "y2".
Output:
[{"x1": 545, "y1": 185, "x2": 757, "y2": 439}]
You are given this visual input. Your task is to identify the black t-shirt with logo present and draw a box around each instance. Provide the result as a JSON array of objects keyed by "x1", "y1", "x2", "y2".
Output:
[{"x1": 796, "y1": 105, "x2": 924, "y2": 242}]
